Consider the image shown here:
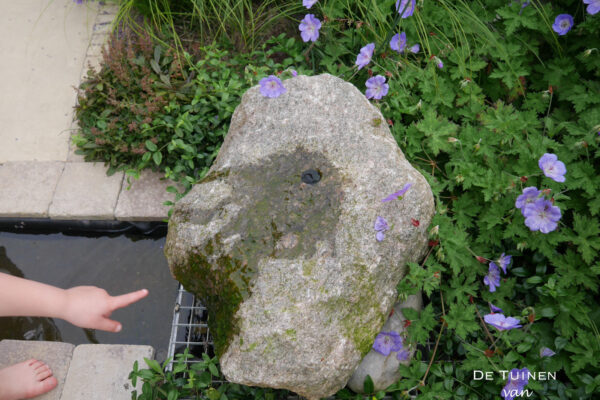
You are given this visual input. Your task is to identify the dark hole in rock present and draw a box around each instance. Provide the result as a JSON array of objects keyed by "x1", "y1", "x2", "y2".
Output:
[{"x1": 301, "y1": 169, "x2": 321, "y2": 184}]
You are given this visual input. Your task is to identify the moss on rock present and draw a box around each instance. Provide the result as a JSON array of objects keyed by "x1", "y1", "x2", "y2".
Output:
[{"x1": 169, "y1": 148, "x2": 344, "y2": 357}]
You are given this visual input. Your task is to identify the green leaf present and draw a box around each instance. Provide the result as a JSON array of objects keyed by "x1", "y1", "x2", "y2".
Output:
[
  {"x1": 208, "y1": 363, "x2": 219, "y2": 377},
  {"x1": 206, "y1": 388, "x2": 221, "y2": 400},
  {"x1": 570, "y1": 213, "x2": 600, "y2": 264},
  {"x1": 144, "y1": 358, "x2": 163, "y2": 375},
  {"x1": 153, "y1": 151, "x2": 163, "y2": 166},
  {"x1": 525, "y1": 276, "x2": 543, "y2": 284},
  {"x1": 197, "y1": 371, "x2": 212, "y2": 387},
  {"x1": 363, "y1": 374, "x2": 374, "y2": 394},
  {"x1": 445, "y1": 304, "x2": 479, "y2": 339},
  {"x1": 167, "y1": 389, "x2": 178, "y2": 400},
  {"x1": 145, "y1": 140, "x2": 158, "y2": 152},
  {"x1": 150, "y1": 59, "x2": 162, "y2": 75},
  {"x1": 401, "y1": 307, "x2": 420, "y2": 321},
  {"x1": 153, "y1": 45, "x2": 161, "y2": 64}
]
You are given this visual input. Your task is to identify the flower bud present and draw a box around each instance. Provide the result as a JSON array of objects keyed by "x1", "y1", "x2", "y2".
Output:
[{"x1": 447, "y1": 137, "x2": 458, "y2": 143}]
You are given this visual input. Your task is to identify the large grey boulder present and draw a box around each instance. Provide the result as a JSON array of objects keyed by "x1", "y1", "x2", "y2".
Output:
[{"x1": 164, "y1": 74, "x2": 434, "y2": 399}]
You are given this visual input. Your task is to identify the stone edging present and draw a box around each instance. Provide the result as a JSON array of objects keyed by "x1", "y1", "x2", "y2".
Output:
[{"x1": 0, "y1": 3, "x2": 177, "y2": 222}]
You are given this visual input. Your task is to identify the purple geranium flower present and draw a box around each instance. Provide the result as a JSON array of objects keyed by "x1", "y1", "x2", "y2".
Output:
[
  {"x1": 484, "y1": 262, "x2": 501, "y2": 292},
  {"x1": 552, "y1": 14, "x2": 574, "y2": 36},
  {"x1": 290, "y1": 69, "x2": 298, "y2": 77},
  {"x1": 382, "y1": 183, "x2": 413, "y2": 202},
  {"x1": 396, "y1": 0, "x2": 416, "y2": 18},
  {"x1": 356, "y1": 43, "x2": 375, "y2": 70},
  {"x1": 584, "y1": 0, "x2": 600, "y2": 15},
  {"x1": 303, "y1": 0, "x2": 318, "y2": 9},
  {"x1": 299, "y1": 14, "x2": 321, "y2": 42},
  {"x1": 540, "y1": 347, "x2": 556, "y2": 357},
  {"x1": 515, "y1": 186, "x2": 541, "y2": 215},
  {"x1": 490, "y1": 303, "x2": 503, "y2": 313},
  {"x1": 501, "y1": 368, "x2": 530, "y2": 400},
  {"x1": 410, "y1": 44, "x2": 420, "y2": 53},
  {"x1": 259, "y1": 76, "x2": 286, "y2": 98},
  {"x1": 523, "y1": 198, "x2": 561, "y2": 233},
  {"x1": 372, "y1": 331, "x2": 403, "y2": 356},
  {"x1": 497, "y1": 253, "x2": 511, "y2": 274},
  {"x1": 397, "y1": 348, "x2": 410, "y2": 361},
  {"x1": 374, "y1": 216, "x2": 389, "y2": 242},
  {"x1": 484, "y1": 313, "x2": 523, "y2": 331},
  {"x1": 365, "y1": 75, "x2": 389, "y2": 100},
  {"x1": 538, "y1": 153, "x2": 566, "y2": 182},
  {"x1": 390, "y1": 32, "x2": 407, "y2": 53}
]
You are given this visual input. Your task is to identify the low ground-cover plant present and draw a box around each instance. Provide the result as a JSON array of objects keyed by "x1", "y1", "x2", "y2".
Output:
[
  {"x1": 291, "y1": 0, "x2": 599, "y2": 398},
  {"x1": 74, "y1": 27, "x2": 304, "y2": 200},
  {"x1": 129, "y1": 349, "x2": 291, "y2": 400}
]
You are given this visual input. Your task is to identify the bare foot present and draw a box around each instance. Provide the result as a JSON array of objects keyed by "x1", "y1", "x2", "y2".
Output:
[{"x1": 0, "y1": 359, "x2": 57, "y2": 400}]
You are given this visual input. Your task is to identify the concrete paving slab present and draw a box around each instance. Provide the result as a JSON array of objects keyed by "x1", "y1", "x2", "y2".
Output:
[
  {"x1": 0, "y1": 161, "x2": 65, "y2": 218},
  {"x1": 49, "y1": 162, "x2": 124, "y2": 219},
  {"x1": 0, "y1": 0, "x2": 99, "y2": 162},
  {"x1": 0, "y1": 340, "x2": 75, "y2": 400},
  {"x1": 60, "y1": 344, "x2": 154, "y2": 400},
  {"x1": 115, "y1": 170, "x2": 180, "y2": 221}
]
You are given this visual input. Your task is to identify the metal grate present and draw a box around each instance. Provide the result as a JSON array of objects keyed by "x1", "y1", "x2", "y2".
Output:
[{"x1": 166, "y1": 284, "x2": 215, "y2": 372}]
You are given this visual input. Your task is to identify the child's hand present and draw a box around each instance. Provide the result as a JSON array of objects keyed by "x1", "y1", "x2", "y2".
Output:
[{"x1": 62, "y1": 286, "x2": 149, "y2": 332}]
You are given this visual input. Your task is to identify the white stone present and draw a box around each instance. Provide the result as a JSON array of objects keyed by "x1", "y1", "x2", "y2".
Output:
[{"x1": 347, "y1": 294, "x2": 423, "y2": 392}]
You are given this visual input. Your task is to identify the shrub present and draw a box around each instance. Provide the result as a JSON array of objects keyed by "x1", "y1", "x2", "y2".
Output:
[{"x1": 74, "y1": 28, "x2": 304, "y2": 199}]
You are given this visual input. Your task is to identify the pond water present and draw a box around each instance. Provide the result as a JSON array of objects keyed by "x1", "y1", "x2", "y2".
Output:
[{"x1": 0, "y1": 231, "x2": 178, "y2": 362}]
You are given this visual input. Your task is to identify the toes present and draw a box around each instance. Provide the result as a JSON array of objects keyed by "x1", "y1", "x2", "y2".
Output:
[
  {"x1": 34, "y1": 362, "x2": 48, "y2": 372},
  {"x1": 29, "y1": 360, "x2": 44, "y2": 370},
  {"x1": 36, "y1": 366, "x2": 53, "y2": 381},
  {"x1": 25, "y1": 376, "x2": 58, "y2": 398},
  {"x1": 41, "y1": 376, "x2": 58, "y2": 392}
]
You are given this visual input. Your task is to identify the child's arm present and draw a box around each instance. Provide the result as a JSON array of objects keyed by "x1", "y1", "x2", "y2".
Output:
[{"x1": 0, "y1": 272, "x2": 148, "y2": 332}]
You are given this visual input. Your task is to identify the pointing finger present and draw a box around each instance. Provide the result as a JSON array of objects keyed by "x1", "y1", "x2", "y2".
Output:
[{"x1": 110, "y1": 288, "x2": 149, "y2": 310}]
